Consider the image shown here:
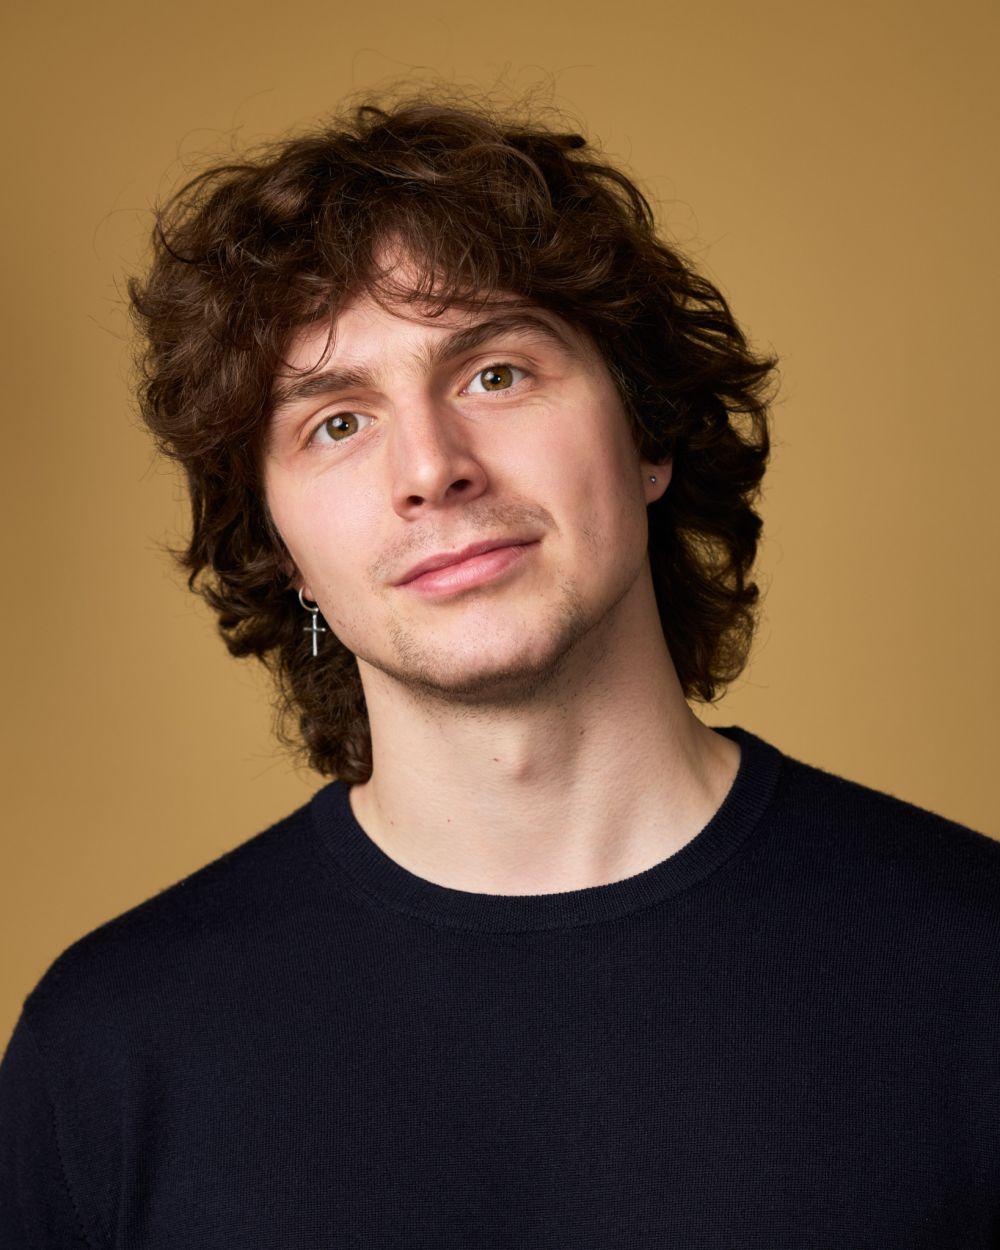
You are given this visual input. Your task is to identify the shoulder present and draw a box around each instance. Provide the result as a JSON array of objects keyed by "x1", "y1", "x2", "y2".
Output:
[
  {"x1": 772, "y1": 740, "x2": 1000, "y2": 930},
  {"x1": 0, "y1": 793, "x2": 335, "y2": 1238},
  {"x1": 19, "y1": 794, "x2": 321, "y2": 1043},
  {"x1": 777, "y1": 742, "x2": 997, "y2": 856}
]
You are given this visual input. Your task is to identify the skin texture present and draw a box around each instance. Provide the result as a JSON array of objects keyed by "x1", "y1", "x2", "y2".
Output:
[{"x1": 262, "y1": 254, "x2": 741, "y2": 895}]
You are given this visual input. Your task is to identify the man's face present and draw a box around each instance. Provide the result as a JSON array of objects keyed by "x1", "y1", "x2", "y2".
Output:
[{"x1": 262, "y1": 265, "x2": 670, "y2": 707}]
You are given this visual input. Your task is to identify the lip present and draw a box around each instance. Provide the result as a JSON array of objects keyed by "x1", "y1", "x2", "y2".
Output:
[
  {"x1": 401, "y1": 541, "x2": 537, "y2": 598},
  {"x1": 395, "y1": 537, "x2": 539, "y2": 586}
]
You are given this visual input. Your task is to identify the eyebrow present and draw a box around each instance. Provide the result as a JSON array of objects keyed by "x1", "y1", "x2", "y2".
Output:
[{"x1": 269, "y1": 311, "x2": 577, "y2": 415}]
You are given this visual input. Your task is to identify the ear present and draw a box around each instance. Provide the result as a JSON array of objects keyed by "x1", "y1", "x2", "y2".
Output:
[
  {"x1": 276, "y1": 554, "x2": 300, "y2": 589},
  {"x1": 641, "y1": 456, "x2": 672, "y2": 503}
]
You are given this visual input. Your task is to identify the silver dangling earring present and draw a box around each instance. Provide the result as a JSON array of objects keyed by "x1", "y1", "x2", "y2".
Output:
[{"x1": 298, "y1": 588, "x2": 328, "y2": 657}]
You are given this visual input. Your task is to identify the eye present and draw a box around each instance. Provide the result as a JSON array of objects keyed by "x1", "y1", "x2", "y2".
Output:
[
  {"x1": 463, "y1": 362, "x2": 528, "y2": 395},
  {"x1": 307, "y1": 411, "x2": 374, "y2": 448},
  {"x1": 305, "y1": 362, "x2": 529, "y2": 449}
]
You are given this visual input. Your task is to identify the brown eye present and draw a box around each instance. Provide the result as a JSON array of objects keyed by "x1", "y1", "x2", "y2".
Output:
[
  {"x1": 465, "y1": 363, "x2": 527, "y2": 395},
  {"x1": 308, "y1": 412, "x2": 372, "y2": 448},
  {"x1": 325, "y1": 415, "x2": 358, "y2": 439}
]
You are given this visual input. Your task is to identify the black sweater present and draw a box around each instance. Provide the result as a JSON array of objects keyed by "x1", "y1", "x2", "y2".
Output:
[{"x1": 2, "y1": 724, "x2": 998, "y2": 1248}]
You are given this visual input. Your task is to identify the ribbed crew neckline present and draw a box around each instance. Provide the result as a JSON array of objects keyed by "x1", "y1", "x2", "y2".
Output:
[{"x1": 308, "y1": 724, "x2": 784, "y2": 932}]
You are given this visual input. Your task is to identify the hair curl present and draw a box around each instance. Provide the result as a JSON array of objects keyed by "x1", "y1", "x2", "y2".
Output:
[{"x1": 127, "y1": 84, "x2": 777, "y2": 783}]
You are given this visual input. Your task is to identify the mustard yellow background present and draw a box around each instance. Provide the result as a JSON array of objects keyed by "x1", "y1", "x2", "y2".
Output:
[{"x1": 2, "y1": 0, "x2": 998, "y2": 1047}]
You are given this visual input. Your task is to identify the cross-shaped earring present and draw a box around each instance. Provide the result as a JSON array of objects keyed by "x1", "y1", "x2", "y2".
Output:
[{"x1": 298, "y1": 588, "x2": 328, "y2": 657}]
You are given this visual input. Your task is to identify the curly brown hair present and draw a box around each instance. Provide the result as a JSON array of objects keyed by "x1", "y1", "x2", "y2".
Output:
[{"x1": 127, "y1": 84, "x2": 777, "y2": 784}]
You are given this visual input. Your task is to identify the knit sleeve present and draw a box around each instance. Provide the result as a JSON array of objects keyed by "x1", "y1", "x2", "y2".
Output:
[{"x1": 0, "y1": 1011, "x2": 95, "y2": 1248}]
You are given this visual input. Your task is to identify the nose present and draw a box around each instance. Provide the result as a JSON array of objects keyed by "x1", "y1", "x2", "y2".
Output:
[{"x1": 388, "y1": 398, "x2": 489, "y2": 518}]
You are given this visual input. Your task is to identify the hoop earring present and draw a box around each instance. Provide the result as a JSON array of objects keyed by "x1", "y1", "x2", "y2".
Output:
[{"x1": 298, "y1": 588, "x2": 328, "y2": 657}]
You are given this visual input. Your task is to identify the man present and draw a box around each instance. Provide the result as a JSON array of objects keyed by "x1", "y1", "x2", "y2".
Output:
[{"x1": 1, "y1": 91, "x2": 997, "y2": 1247}]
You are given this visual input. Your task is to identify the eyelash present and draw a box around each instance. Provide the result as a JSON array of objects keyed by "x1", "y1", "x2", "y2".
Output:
[{"x1": 304, "y1": 361, "x2": 532, "y2": 449}]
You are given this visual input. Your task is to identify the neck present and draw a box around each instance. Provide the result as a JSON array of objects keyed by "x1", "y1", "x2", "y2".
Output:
[{"x1": 348, "y1": 574, "x2": 741, "y2": 896}]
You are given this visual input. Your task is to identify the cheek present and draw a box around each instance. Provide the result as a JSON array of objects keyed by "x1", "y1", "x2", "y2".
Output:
[
  {"x1": 266, "y1": 475, "x2": 370, "y2": 585},
  {"x1": 540, "y1": 403, "x2": 639, "y2": 522},
  {"x1": 262, "y1": 483, "x2": 303, "y2": 575},
  {"x1": 302, "y1": 493, "x2": 377, "y2": 576}
]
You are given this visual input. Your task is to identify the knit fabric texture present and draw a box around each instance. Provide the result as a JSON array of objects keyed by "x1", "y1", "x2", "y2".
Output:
[{"x1": 1, "y1": 723, "x2": 998, "y2": 1248}]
